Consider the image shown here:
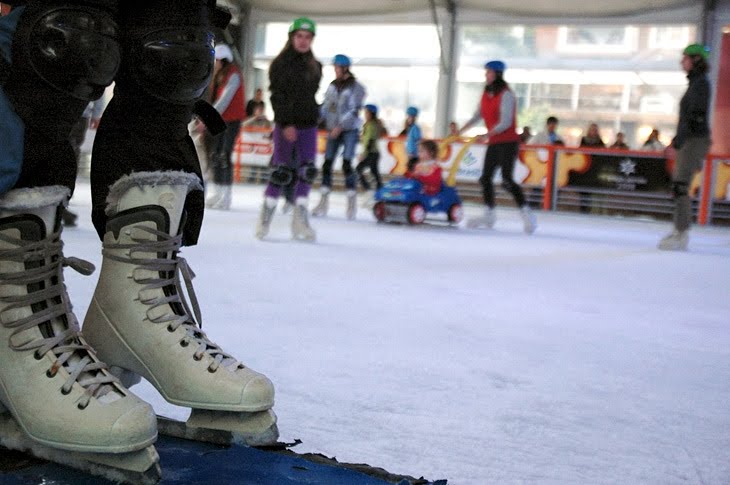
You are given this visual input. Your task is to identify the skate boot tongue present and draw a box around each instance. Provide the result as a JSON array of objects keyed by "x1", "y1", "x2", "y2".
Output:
[{"x1": 106, "y1": 217, "x2": 243, "y2": 373}]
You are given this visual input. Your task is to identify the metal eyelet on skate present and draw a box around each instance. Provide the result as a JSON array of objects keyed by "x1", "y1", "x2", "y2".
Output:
[
  {"x1": 77, "y1": 402, "x2": 88, "y2": 410},
  {"x1": 207, "y1": 366, "x2": 217, "y2": 373},
  {"x1": 193, "y1": 354, "x2": 202, "y2": 361},
  {"x1": 167, "y1": 324, "x2": 175, "y2": 332},
  {"x1": 46, "y1": 369, "x2": 56, "y2": 378},
  {"x1": 180, "y1": 340, "x2": 189, "y2": 347},
  {"x1": 34, "y1": 351, "x2": 43, "y2": 360},
  {"x1": 61, "y1": 387, "x2": 72, "y2": 395}
]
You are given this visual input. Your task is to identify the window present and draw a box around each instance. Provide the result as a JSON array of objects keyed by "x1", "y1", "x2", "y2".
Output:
[
  {"x1": 648, "y1": 26, "x2": 693, "y2": 49},
  {"x1": 557, "y1": 26, "x2": 639, "y2": 55}
]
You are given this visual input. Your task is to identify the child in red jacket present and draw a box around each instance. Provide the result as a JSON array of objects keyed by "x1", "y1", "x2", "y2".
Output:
[{"x1": 406, "y1": 139, "x2": 443, "y2": 196}]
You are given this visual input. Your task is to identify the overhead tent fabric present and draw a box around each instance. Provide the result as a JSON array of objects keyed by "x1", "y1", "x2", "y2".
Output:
[{"x1": 240, "y1": 0, "x2": 698, "y2": 17}]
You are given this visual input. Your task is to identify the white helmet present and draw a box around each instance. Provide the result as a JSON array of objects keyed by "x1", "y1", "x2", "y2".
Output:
[{"x1": 214, "y1": 44, "x2": 233, "y2": 62}]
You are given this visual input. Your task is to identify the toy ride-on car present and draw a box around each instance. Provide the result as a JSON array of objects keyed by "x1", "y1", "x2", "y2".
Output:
[{"x1": 372, "y1": 178, "x2": 463, "y2": 225}]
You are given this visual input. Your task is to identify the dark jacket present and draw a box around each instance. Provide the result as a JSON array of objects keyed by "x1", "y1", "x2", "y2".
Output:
[
  {"x1": 269, "y1": 49, "x2": 322, "y2": 128},
  {"x1": 673, "y1": 71, "x2": 711, "y2": 149}
]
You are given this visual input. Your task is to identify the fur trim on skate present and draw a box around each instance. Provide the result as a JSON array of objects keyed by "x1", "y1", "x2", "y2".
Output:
[
  {"x1": 0, "y1": 186, "x2": 70, "y2": 210},
  {"x1": 105, "y1": 171, "x2": 203, "y2": 216}
]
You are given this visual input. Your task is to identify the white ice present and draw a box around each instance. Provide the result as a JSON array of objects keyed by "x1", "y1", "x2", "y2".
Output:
[{"x1": 63, "y1": 180, "x2": 730, "y2": 485}]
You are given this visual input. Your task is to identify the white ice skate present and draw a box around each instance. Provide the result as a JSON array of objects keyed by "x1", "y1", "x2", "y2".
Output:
[
  {"x1": 346, "y1": 190, "x2": 357, "y2": 220},
  {"x1": 82, "y1": 172, "x2": 278, "y2": 447},
  {"x1": 206, "y1": 183, "x2": 231, "y2": 210},
  {"x1": 0, "y1": 187, "x2": 160, "y2": 484},
  {"x1": 466, "y1": 206, "x2": 496, "y2": 229},
  {"x1": 292, "y1": 198, "x2": 316, "y2": 242},
  {"x1": 311, "y1": 187, "x2": 330, "y2": 217},
  {"x1": 658, "y1": 229, "x2": 689, "y2": 251},
  {"x1": 520, "y1": 206, "x2": 537, "y2": 234},
  {"x1": 255, "y1": 197, "x2": 277, "y2": 240},
  {"x1": 360, "y1": 190, "x2": 375, "y2": 208}
]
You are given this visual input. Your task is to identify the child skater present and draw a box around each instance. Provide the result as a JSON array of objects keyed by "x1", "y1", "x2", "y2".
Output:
[{"x1": 406, "y1": 139, "x2": 443, "y2": 196}]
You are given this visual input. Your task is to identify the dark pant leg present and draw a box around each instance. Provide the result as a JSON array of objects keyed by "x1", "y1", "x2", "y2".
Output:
[
  {"x1": 496, "y1": 142, "x2": 526, "y2": 208},
  {"x1": 4, "y1": 2, "x2": 118, "y2": 194},
  {"x1": 407, "y1": 156, "x2": 419, "y2": 173},
  {"x1": 210, "y1": 121, "x2": 240, "y2": 185},
  {"x1": 91, "y1": 1, "x2": 217, "y2": 246},
  {"x1": 480, "y1": 146, "x2": 501, "y2": 208},
  {"x1": 370, "y1": 153, "x2": 383, "y2": 189},
  {"x1": 355, "y1": 160, "x2": 371, "y2": 190},
  {"x1": 342, "y1": 159, "x2": 355, "y2": 190}
]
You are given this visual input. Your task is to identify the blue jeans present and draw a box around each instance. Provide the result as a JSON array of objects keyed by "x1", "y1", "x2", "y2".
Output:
[{"x1": 321, "y1": 129, "x2": 359, "y2": 189}]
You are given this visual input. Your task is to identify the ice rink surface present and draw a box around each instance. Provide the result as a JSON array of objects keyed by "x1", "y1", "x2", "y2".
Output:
[{"x1": 64, "y1": 181, "x2": 730, "y2": 484}]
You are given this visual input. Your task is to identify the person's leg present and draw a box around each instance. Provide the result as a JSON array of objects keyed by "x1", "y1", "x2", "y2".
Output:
[
  {"x1": 497, "y1": 142, "x2": 526, "y2": 208},
  {"x1": 217, "y1": 120, "x2": 241, "y2": 209},
  {"x1": 341, "y1": 130, "x2": 359, "y2": 190},
  {"x1": 371, "y1": 152, "x2": 383, "y2": 190},
  {"x1": 467, "y1": 146, "x2": 499, "y2": 228},
  {"x1": 321, "y1": 135, "x2": 341, "y2": 189},
  {"x1": 291, "y1": 127, "x2": 318, "y2": 241},
  {"x1": 340, "y1": 130, "x2": 359, "y2": 219},
  {"x1": 480, "y1": 146, "x2": 500, "y2": 208},
  {"x1": 356, "y1": 159, "x2": 371, "y2": 191},
  {"x1": 497, "y1": 142, "x2": 536, "y2": 233},
  {"x1": 659, "y1": 137, "x2": 711, "y2": 250},
  {"x1": 0, "y1": 2, "x2": 158, "y2": 478},
  {"x1": 313, "y1": 135, "x2": 341, "y2": 217},
  {"x1": 87, "y1": 0, "x2": 277, "y2": 443},
  {"x1": 206, "y1": 130, "x2": 226, "y2": 207},
  {"x1": 407, "y1": 156, "x2": 419, "y2": 173}
]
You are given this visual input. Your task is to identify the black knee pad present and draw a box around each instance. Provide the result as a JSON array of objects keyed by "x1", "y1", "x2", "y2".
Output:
[
  {"x1": 3, "y1": 2, "x2": 120, "y2": 192},
  {"x1": 672, "y1": 182, "x2": 688, "y2": 198},
  {"x1": 299, "y1": 164, "x2": 318, "y2": 184},
  {"x1": 9, "y1": 3, "x2": 120, "y2": 103},
  {"x1": 269, "y1": 165, "x2": 296, "y2": 186}
]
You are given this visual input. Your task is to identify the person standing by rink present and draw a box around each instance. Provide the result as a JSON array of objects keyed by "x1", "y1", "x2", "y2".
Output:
[
  {"x1": 356, "y1": 103, "x2": 385, "y2": 206},
  {"x1": 658, "y1": 43, "x2": 713, "y2": 251},
  {"x1": 206, "y1": 43, "x2": 245, "y2": 210},
  {"x1": 0, "y1": 1, "x2": 277, "y2": 481},
  {"x1": 255, "y1": 17, "x2": 322, "y2": 241},
  {"x1": 458, "y1": 60, "x2": 536, "y2": 234},
  {"x1": 312, "y1": 53, "x2": 366, "y2": 220}
]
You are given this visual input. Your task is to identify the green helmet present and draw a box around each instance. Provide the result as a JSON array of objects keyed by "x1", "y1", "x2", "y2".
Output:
[
  {"x1": 289, "y1": 17, "x2": 316, "y2": 35},
  {"x1": 683, "y1": 43, "x2": 710, "y2": 60}
]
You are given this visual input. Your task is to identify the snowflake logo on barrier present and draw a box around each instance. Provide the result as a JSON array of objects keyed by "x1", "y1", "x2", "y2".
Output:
[{"x1": 619, "y1": 159, "x2": 636, "y2": 176}]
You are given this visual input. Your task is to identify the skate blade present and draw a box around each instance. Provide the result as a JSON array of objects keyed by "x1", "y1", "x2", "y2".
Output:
[
  {"x1": 0, "y1": 413, "x2": 160, "y2": 484},
  {"x1": 157, "y1": 408, "x2": 279, "y2": 447}
]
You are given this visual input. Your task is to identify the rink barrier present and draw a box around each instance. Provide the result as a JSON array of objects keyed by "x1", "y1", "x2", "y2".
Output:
[{"x1": 231, "y1": 126, "x2": 730, "y2": 226}]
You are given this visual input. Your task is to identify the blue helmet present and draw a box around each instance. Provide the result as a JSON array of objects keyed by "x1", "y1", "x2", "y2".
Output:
[
  {"x1": 365, "y1": 104, "x2": 378, "y2": 115},
  {"x1": 406, "y1": 106, "x2": 419, "y2": 117},
  {"x1": 484, "y1": 60, "x2": 506, "y2": 72},
  {"x1": 333, "y1": 54, "x2": 351, "y2": 67}
]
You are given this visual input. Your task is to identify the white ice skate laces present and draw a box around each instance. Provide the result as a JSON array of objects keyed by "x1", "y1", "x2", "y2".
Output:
[
  {"x1": 0, "y1": 229, "x2": 121, "y2": 408},
  {"x1": 102, "y1": 225, "x2": 244, "y2": 374}
]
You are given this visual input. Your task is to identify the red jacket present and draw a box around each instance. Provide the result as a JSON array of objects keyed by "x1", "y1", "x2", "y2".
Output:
[
  {"x1": 406, "y1": 162, "x2": 443, "y2": 196},
  {"x1": 215, "y1": 64, "x2": 245, "y2": 122},
  {"x1": 480, "y1": 88, "x2": 520, "y2": 144}
]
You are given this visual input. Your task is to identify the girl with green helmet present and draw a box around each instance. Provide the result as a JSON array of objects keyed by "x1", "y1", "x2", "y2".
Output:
[{"x1": 256, "y1": 17, "x2": 322, "y2": 241}]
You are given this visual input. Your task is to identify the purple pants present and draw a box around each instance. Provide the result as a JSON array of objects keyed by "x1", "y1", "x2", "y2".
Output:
[{"x1": 265, "y1": 125, "x2": 318, "y2": 199}]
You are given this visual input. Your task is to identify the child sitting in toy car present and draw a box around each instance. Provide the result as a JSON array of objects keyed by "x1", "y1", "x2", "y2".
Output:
[{"x1": 405, "y1": 139, "x2": 442, "y2": 196}]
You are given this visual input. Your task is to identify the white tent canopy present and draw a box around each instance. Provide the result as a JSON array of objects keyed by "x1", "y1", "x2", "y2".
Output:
[
  {"x1": 239, "y1": 0, "x2": 698, "y2": 18},
  {"x1": 226, "y1": 0, "x2": 727, "y2": 136}
]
